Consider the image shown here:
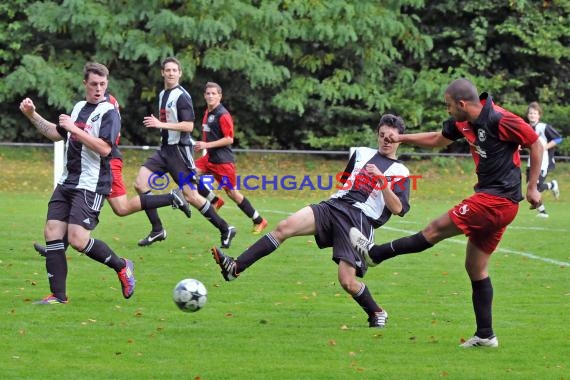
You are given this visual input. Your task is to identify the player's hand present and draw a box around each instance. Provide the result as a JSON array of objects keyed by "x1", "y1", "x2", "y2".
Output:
[
  {"x1": 19, "y1": 98, "x2": 35, "y2": 117},
  {"x1": 365, "y1": 163, "x2": 383, "y2": 178},
  {"x1": 383, "y1": 130, "x2": 401, "y2": 143},
  {"x1": 194, "y1": 141, "x2": 207, "y2": 151},
  {"x1": 143, "y1": 114, "x2": 161, "y2": 129},
  {"x1": 58, "y1": 114, "x2": 75, "y2": 131},
  {"x1": 526, "y1": 187, "x2": 542, "y2": 209}
]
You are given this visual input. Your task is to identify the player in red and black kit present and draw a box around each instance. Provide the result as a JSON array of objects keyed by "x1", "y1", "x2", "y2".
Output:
[
  {"x1": 194, "y1": 82, "x2": 268, "y2": 234},
  {"x1": 350, "y1": 78, "x2": 544, "y2": 348}
]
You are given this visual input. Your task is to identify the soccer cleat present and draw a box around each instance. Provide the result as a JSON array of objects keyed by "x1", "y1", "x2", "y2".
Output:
[
  {"x1": 349, "y1": 227, "x2": 377, "y2": 267},
  {"x1": 138, "y1": 229, "x2": 167, "y2": 246},
  {"x1": 33, "y1": 242, "x2": 47, "y2": 257},
  {"x1": 33, "y1": 294, "x2": 68, "y2": 305},
  {"x1": 220, "y1": 226, "x2": 237, "y2": 249},
  {"x1": 252, "y1": 218, "x2": 268, "y2": 235},
  {"x1": 551, "y1": 179, "x2": 560, "y2": 200},
  {"x1": 459, "y1": 335, "x2": 499, "y2": 348},
  {"x1": 214, "y1": 197, "x2": 225, "y2": 211},
  {"x1": 536, "y1": 212, "x2": 549, "y2": 218},
  {"x1": 368, "y1": 310, "x2": 388, "y2": 328},
  {"x1": 117, "y1": 258, "x2": 136, "y2": 299},
  {"x1": 171, "y1": 188, "x2": 191, "y2": 218},
  {"x1": 211, "y1": 246, "x2": 239, "y2": 281}
]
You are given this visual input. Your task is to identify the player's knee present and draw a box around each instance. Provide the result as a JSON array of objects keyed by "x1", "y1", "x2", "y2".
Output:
[
  {"x1": 273, "y1": 221, "x2": 292, "y2": 242},
  {"x1": 67, "y1": 235, "x2": 88, "y2": 252},
  {"x1": 338, "y1": 277, "x2": 359, "y2": 294}
]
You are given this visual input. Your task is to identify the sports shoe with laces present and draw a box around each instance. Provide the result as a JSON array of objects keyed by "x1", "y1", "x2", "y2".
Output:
[
  {"x1": 551, "y1": 179, "x2": 560, "y2": 200},
  {"x1": 368, "y1": 310, "x2": 388, "y2": 328},
  {"x1": 459, "y1": 335, "x2": 499, "y2": 348},
  {"x1": 349, "y1": 227, "x2": 377, "y2": 267},
  {"x1": 252, "y1": 218, "x2": 268, "y2": 235},
  {"x1": 138, "y1": 229, "x2": 167, "y2": 246},
  {"x1": 117, "y1": 258, "x2": 136, "y2": 299},
  {"x1": 33, "y1": 242, "x2": 47, "y2": 257},
  {"x1": 220, "y1": 226, "x2": 237, "y2": 249},
  {"x1": 171, "y1": 188, "x2": 191, "y2": 218},
  {"x1": 214, "y1": 197, "x2": 225, "y2": 211},
  {"x1": 34, "y1": 294, "x2": 68, "y2": 305},
  {"x1": 211, "y1": 246, "x2": 239, "y2": 281},
  {"x1": 536, "y1": 212, "x2": 549, "y2": 218}
]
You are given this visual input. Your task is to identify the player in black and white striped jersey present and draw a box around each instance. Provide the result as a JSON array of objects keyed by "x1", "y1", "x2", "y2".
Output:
[
  {"x1": 211, "y1": 114, "x2": 411, "y2": 328},
  {"x1": 134, "y1": 57, "x2": 236, "y2": 249},
  {"x1": 20, "y1": 62, "x2": 136, "y2": 303},
  {"x1": 526, "y1": 101, "x2": 563, "y2": 218}
]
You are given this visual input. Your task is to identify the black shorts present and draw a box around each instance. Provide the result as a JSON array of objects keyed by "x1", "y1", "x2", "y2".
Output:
[
  {"x1": 47, "y1": 185, "x2": 105, "y2": 230},
  {"x1": 310, "y1": 199, "x2": 374, "y2": 277},
  {"x1": 142, "y1": 145, "x2": 198, "y2": 186}
]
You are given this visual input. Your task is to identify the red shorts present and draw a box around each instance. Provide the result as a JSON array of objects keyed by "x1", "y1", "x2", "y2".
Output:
[
  {"x1": 107, "y1": 158, "x2": 127, "y2": 199},
  {"x1": 195, "y1": 155, "x2": 237, "y2": 189},
  {"x1": 448, "y1": 192, "x2": 519, "y2": 254}
]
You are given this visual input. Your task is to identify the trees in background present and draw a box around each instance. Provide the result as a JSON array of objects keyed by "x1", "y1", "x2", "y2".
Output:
[{"x1": 1, "y1": 0, "x2": 568, "y2": 154}]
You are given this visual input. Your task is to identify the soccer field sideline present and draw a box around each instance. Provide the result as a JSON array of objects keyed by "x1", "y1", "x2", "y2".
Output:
[{"x1": 256, "y1": 207, "x2": 570, "y2": 268}]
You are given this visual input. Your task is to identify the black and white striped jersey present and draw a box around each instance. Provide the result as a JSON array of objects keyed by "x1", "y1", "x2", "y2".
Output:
[
  {"x1": 331, "y1": 147, "x2": 411, "y2": 228},
  {"x1": 57, "y1": 100, "x2": 120, "y2": 195},
  {"x1": 158, "y1": 85, "x2": 196, "y2": 146}
]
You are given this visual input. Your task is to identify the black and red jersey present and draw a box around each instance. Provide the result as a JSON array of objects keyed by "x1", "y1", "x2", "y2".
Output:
[
  {"x1": 201, "y1": 104, "x2": 235, "y2": 164},
  {"x1": 442, "y1": 93, "x2": 538, "y2": 202}
]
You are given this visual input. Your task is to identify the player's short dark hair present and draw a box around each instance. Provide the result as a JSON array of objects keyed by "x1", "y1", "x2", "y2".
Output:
[
  {"x1": 528, "y1": 101, "x2": 542, "y2": 115},
  {"x1": 377, "y1": 114, "x2": 405, "y2": 134},
  {"x1": 205, "y1": 82, "x2": 222, "y2": 94},
  {"x1": 161, "y1": 57, "x2": 182, "y2": 71},
  {"x1": 83, "y1": 62, "x2": 109, "y2": 80},
  {"x1": 445, "y1": 78, "x2": 479, "y2": 103}
]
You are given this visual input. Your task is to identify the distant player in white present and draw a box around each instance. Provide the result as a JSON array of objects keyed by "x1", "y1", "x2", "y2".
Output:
[
  {"x1": 211, "y1": 114, "x2": 411, "y2": 328},
  {"x1": 526, "y1": 102, "x2": 563, "y2": 217}
]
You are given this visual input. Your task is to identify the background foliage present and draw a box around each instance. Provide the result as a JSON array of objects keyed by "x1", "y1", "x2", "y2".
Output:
[{"x1": 1, "y1": 0, "x2": 569, "y2": 153}]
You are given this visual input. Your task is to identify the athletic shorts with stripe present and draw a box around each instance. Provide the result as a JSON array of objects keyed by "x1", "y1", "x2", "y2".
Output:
[
  {"x1": 47, "y1": 185, "x2": 105, "y2": 231},
  {"x1": 310, "y1": 199, "x2": 374, "y2": 278}
]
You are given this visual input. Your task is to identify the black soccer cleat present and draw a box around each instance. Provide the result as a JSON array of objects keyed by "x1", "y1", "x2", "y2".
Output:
[
  {"x1": 33, "y1": 242, "x2": 47, "y2": 257},
  {"x1": 171, "y1": 188, "x2": 191, "y2": 218},
  {"x1": 211, "y1": 246, "x2": 239, "y2": 281},
  {"x1": 138, "y1": 230, "x2": 167, "y2": 247},
  {"x1": 220, "y1": 226, "x2": 237, "y2": 249}
]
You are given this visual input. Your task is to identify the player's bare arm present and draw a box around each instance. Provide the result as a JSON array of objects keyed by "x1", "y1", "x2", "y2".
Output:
[
  {"x1": 58, "y1": 114, "x2": 112, "y2": 157},
  {"x1": 398, "y1": 131, "x2": 452, "y2": 149},
  {"x1": 194, "y1": 136, "x2": 233, "y2": 151},
  {"x1": 19, "y1": 98, "x2": 62, "y2": 142},
  {"x1": 525, "y1": 138, "x2": 544, "y2": 209},
  {"x1": 143, "y1": 114, "x2": 194, "y2": 132}
]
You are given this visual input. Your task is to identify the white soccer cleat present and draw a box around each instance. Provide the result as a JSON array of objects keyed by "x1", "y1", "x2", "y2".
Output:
[
  {"x1": 551, "y1": 179, "x2": 560, "y2": 200},
  {"x1": 459, "y1": 335, "x2": 499, "y2": 348},
  {"x1": 349, "y1": 227, "x2": 377, "y2": 267}
]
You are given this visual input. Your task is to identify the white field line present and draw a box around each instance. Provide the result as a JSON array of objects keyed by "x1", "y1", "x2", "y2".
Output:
[{"x1": 259, "y1": 208, "x2": 570, "y2": 267}]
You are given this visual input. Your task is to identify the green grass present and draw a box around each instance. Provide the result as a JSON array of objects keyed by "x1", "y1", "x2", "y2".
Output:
[{"x1": 0, "y1": 147, "x2": 569, "y2": 380}]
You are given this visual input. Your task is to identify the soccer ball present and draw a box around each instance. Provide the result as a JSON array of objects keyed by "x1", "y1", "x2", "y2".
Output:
[{"x1": 172, "y1": 278, "x2": 207, "y2": 312}]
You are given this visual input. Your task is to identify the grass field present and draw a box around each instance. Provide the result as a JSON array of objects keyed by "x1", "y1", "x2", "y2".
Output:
[{"x1": 0, "y1": 147, "x2": 569, "y2": 380}]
